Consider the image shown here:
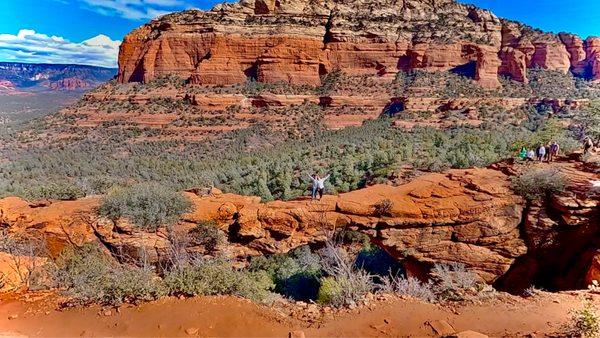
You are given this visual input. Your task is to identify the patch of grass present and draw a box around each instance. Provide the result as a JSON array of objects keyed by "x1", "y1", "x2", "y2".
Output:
[{"x1": 567, "y1": 301, "x2": 600, "y2": 338}]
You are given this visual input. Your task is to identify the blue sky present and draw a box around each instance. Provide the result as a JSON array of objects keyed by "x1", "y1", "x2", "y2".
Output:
[{"x1": 0, "y1": 0, "x2": 599, "y2": 68}]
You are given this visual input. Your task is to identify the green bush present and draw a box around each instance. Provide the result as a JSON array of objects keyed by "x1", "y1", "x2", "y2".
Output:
[
  {"x1": 568, "y1": 301, "x2": 600, "y2": 338},
  {"x1": 98, "y1": 183, "x2": 193, "y2": 230},
  {"x1": 511, "y1": 167, "x2": 566, "y2": 201},
  {"x1": 25, "y1": 181, "x2": 85, "y2": 201},
  {"x1": 317, "y1": 277, "x2": 343, "y2": 304},
  {"x1": 103, "y1": 266, "x2": 167, "y2": 305},
  {"x1": 189, "y1": 221, "x2": 225, "y2": 251},
  {"x1": 163, "y1": 258, "x2": 274, "y2": 302},
  {"x1": 52, "y1": 244, "x2": 166, "y2": 305},
  {"x1": 248, "y1": 246, "x2": 322, "y2": 301}
]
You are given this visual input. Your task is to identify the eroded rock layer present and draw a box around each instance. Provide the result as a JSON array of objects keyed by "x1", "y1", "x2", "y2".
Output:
[
  {"x1": 117, "y1": 0, "x2": 600, "y2": 89},
  {"x1": 1, "y1": 160, "x2": 598, "y2": 288}
]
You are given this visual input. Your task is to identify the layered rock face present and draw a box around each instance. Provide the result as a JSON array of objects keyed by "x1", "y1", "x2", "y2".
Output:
[
  {"x1": 2, "y1": 160, "x2": 598, "y2": 288},
  {"x1": 117, "y1": 0, "x2": 600, "y2": 90}
]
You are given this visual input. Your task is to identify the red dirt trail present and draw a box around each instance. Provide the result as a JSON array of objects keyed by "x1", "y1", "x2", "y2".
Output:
[{"x1": 1, "y1": 291, "x2": 598, "y2": 337}]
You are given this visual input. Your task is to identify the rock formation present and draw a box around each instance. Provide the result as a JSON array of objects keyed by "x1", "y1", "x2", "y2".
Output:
[
  {"x1": 116, "y1": 0, "x2": 600, "y2": 89},
  {"x1": 1, "y1": 160, "x2": 598, "y2": 290}
]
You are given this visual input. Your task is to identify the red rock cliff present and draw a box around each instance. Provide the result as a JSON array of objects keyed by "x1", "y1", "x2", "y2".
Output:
[{"x1": 116, "y1": 0, "x2": 600, "y2": 89}]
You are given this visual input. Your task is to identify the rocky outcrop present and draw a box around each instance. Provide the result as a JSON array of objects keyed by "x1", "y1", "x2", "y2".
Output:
[
  {"x1": 495, "y1": 162, "x2": 600, "y2": 292},
  {"x1": 586, "y1": 37, "x2": 600, "y2": 82},
  {"x1": 116, "y1": 0, "x2": 599, "y2": 89},
  {"x1": 1, "y1": 161, "x2": 598, "y2": 289}
]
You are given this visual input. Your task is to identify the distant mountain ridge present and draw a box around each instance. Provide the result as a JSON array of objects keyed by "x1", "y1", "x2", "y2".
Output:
[{"x1": 0, "y1": 62, "x2": 117, "y2": 91}]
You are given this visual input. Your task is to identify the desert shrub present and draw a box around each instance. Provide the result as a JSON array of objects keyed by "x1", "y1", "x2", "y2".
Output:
[
  {"x1": 0, "y1": 231, "x2": 48, "y2": 289},
  {"x1": 383, "y1": 275, "x2": 436, "y2": 302},
  {"x1": 523, "y1": 285, "x2": 542, "y2": 297},
  {"x1": 248, "y1": 246, "x2": 322, "y2": 301},
  {"x1": 24, "y1": 181, "x2": 85, "y2": 201},
  {"x1": 317, "y1": 69, "x2": 344, "y2": 95},
  {"x1": 163, "y1": 258, "x2": 274, "y2": 302},
  {"x1": 98, "y1": 183, "x2": 193, "y2": 230},
  {"x1": 188, "y1": 221, "x2": 225, "y2": 251},
  {"x1": 52, "y1": 244, "x2": 165, "y2": 305},
  {"x1": 430, "y1": 263, "x2": 479, "y2": 301},
  {"x1": 511, "y1": 167, "x2": 566, "y2": 201},
  {"x1": 2, "y1": 113, "x2": 579, "y2": 201},
  {"x1": 318, "y1": 242, "x2": 375, "y2": 307},
  {"x1": 572, "y1": 101, "x2": 600, "y2": 141},
  {"x1": 317, "y1": 277, "x2": 343, "y2": 304},
  {"x1": 103, "y1": 266, "x2": 167, "y2": 305},
  {"x1": 373, "y1": 199, "x2": 393, "y2": 217},
  {"x1": 567, "y1": 301, "x2": 600, "y2": 338}
]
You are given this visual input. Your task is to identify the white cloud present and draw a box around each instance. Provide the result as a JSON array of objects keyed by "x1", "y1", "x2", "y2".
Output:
[
  {"x1": 0, "y1": 29, "x2": 120, "y2": 68},
  {"x1": 79, "y1": 0, "x2": 193, "y2": 20}
]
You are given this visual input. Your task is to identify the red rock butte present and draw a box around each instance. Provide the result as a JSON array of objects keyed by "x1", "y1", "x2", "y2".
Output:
[{"x1": 117, "y1": 0, "x2": 600, "y2": 89}]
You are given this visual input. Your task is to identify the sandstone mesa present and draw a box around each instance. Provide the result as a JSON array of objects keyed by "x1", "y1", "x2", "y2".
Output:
[{"x1": 117, "y1": 0, "x2": 600, "y2": 89}]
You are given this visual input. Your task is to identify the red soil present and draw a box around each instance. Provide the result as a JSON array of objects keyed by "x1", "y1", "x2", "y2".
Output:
[{"x1": 0, "y1": 291, "x2": 597, "y2": 337}]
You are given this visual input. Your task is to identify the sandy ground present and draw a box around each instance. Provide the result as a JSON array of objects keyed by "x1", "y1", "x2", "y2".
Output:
[{"x1": 1, "y1": 290, "x2": 598, "y2": 337}]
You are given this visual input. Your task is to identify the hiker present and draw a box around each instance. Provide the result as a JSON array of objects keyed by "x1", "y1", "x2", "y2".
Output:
[
  {"x1": 519, "y1": 147, "x2": 527, "y2": 160},
  {"x1": 526, "y1": 149, "x2": 536, "y2": 161},
  {"x1": 308, "y1": 173, "x2": 330, "y2": 200},
  {"x1": 536, "y1": 143, "x2": 546, "y2": 162},
  {"x1": 548, "y1": 141, "x2": 560, "y2": 162},
  {"x1": 584, "y1": 137, "x2": 594, "y2": 155}
]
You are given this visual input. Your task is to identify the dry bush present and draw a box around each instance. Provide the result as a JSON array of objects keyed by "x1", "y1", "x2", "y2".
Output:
[
  {"x1": 430, "y1": 263, "x2": 480, "y2": 301},
  {"x1": 382, "y1": 275, "x2": 436, "y2": 302},
  {"x1": 0, "y1": 231, "x2": 48, "y2": 290},
  {"x1": 317, "y1": 240, "x2": 376, "y2": 307},
  {"x1": 511, "y1": 167, "x2": 566, "y2": 201},
  {"x1": 373, "y1": 199, "x2": 393, "y2": 217}
]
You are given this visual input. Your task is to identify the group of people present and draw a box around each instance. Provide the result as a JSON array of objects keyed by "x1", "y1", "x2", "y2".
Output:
[
  {"x1": 309, "y1": 138, "x2": 596, "y2": 200},
  {"x1": 308, "y1": 173, "x2": 330, "y2": 200},
  {"x1": 519, "y1": 138, "x2": 597, "y2": 163},
  {"x1": 520, "y1": 141, "x2": 560, "y2": 163}
]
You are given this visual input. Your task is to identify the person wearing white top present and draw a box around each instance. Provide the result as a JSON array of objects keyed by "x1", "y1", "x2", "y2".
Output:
[{"x1": 308, "y1": 173, "x2": 330, "y2": 200}]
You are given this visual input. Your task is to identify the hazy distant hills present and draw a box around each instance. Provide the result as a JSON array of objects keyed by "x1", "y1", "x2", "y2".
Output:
[{"x1": 0, "y1": 62, "x2": 116, "y2": 92}]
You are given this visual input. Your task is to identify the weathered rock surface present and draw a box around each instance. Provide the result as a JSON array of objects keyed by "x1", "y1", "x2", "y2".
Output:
[
  {"x1": 1, "y1": 161, "x2": 598, "y2": 289},
  {"x1": 495, "y1": 161, "x2": 600, "y2": 292},
  {"x1": 116, "y1": 0, "x2": 600, "y2": 88}
]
